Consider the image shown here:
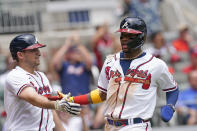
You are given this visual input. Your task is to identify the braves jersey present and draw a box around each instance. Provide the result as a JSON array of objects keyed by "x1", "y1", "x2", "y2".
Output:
[
  {"x1": 4, "y1": 66, "x2": 55, "y2": 131},
  {"x1": 98, "y1": 52, "x2": 177, "y2": 120}
]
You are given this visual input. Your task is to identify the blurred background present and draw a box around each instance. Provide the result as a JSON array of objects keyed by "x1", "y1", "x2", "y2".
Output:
[{"x1": 0, "y1": 0, "x2": 197, "y2": 131}]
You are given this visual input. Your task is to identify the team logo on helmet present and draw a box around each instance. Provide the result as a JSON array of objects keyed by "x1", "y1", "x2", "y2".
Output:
[
  {"x1": 121, "y1": 21, "x2": 129, "y2": 29},
  {"x1": 35, "y1": 37, "x2": 39, "y2": 44}
]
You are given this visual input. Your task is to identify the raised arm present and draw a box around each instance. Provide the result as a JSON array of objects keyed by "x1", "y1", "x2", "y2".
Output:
[
  {"x1": 77, "y1": 44, "x2": 93, "y2": 70},
  {"x1": 52, "y1": 37, "x2": 72, "y2": 71},
  {"x1": 90, "y1": 24, "x2": 107, "y2": 49}
]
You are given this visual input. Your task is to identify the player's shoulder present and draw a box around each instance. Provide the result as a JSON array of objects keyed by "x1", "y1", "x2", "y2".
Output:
[
  {"x1": 154, "y1": 57, "x2": 167, "y2": 67},
  {"x1": 35, "y1": 71, "x2": 45, "y2": 76},
  {"x1": 145, "y1": 52, "x2": 168, "y2": 67},
  {"x1": 7, "y1": 67, "x2": 26, "y2": 78},
  {"x1": 104, "y1": 52, "x2": 120, "y2": 65},
  {"x1": 106, "y1": 52, "x2": 120, "y2": 61},
  {"x1": 6, "y1": 67, "x2": 29, "y2": 83},
  {"x1": 146, "y1": 52, "x2": 166, "y2": 65},
  {"x1": 35, "y1": 71, "x2": 48, "y2": 79}
]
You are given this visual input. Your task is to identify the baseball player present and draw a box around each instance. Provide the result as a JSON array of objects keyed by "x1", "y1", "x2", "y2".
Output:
[
  {"x1": 4, "y1": 34, "x2": 81, "y2": 131},
  {"x1": 59, "y1": 17, "x2": 179, "y2": 131}
]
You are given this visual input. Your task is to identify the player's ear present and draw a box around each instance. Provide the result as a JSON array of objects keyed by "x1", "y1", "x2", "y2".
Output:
[{"x1": 17, "y1": 51, "x2": 25, "y2": 60}]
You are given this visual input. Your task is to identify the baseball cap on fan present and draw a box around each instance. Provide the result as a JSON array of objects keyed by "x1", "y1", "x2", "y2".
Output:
[{"x1": 9, "y1": 34, "x2": 46, "y2": 60}]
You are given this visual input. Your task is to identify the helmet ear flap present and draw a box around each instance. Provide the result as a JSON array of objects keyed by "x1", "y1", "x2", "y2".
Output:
[{"x1": 139, "y1": 31, "x2": 146, "y2": 44}]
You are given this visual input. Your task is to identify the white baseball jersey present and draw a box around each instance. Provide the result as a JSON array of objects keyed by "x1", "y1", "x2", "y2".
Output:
[
  {"x1": 98, "y1": 52, "x2": 177, "y2": 120},
  {"x1": 4, "y1": 66, "x2": 55, "y2": 131}
]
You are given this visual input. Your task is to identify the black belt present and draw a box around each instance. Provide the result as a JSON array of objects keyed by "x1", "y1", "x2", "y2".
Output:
[{"x1": 107, "y1": 118, "x2": 150, "y2": 127}]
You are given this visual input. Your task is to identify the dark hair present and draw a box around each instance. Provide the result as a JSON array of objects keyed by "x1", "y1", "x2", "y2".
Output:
[{"x1": 150, "y1": 31, "x2": 161, "y2": 42}]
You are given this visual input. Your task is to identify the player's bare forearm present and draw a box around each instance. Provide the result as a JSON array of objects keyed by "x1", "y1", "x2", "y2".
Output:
[
  {"x1": 52, "y1": 40, "x2": 71, "y2": 71},
  {"x1": 90, "y1": 26, "x2": 107, "y2": 49},
  {"x1": 99, "y1": 89, "x2": 107, "y2": 101},
  {"x1": 19, "y1": 87, "x2": 56, "y2": 109},
  {"x1": 19, "y1": 87, "x2": 82, "y2": 115},
  {"x1": 77, "y1": 45, "x2": 93, "y2": 69}
]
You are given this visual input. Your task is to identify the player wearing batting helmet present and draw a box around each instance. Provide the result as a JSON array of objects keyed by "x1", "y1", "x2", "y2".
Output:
[
  {"x1": 57, "y1": 17, "x2": 179, "y2": 131},
  {"x1": 4, "y1": 34, "x2": 81, "y2": 131}
]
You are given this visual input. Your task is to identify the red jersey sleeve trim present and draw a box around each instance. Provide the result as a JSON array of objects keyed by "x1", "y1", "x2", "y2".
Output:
[
  {"x1": 17, "y1": 84, "x2": 33, "y2": 96},
  {"x1": 162, "y1": 86, "x2": 177, "y2": 92},
  {"x1": 98, "y1": 86, "x2": 107, "y2": 92}
]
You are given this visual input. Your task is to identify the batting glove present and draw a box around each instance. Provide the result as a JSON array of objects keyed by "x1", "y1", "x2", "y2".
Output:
[
  {"x1": 57, "y1": 91, "x2": 66, "y2": 99},
  {"x1": 160, "y1": 104, "x2": 175, "y2": 122},
  {"x1": 57, "y1": 92, "x2": 74, "y2": 103},
  {"x1": 54, "y1": 94, "x2": 81, "y2": 115}
]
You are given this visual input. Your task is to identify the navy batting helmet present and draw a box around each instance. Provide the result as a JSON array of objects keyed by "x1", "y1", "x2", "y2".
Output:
[
  {"x1": 9, "y1": 34, "x2": 46, "y2": 60},
  {"x1": 117, "y1": 17, "x2": 147, "y2": 49}
]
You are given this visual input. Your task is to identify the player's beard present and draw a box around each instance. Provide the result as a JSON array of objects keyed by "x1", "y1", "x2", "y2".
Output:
[
  {"x1": 34, "y1": 57, "x2": 40, "y2": 68},
  {"x1": 26, "y1": 57, "x2": 40, "y2": 70}
]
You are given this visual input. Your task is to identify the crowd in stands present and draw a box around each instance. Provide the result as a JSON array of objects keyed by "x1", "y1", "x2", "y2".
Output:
[
  {"x1": 0, "y1": 0, "x2": 197, "y2": 130},
  {"x1": 176, "y1": 70, "x2": 197, "y2": 125}
]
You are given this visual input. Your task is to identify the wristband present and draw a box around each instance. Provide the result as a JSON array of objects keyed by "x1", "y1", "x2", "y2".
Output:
[
  {"x1": 167, "y1": 104, "x2": 175, "y2": 112},
  {"x1": 90, "y1": 89, "x2": 103, "y2": 104},
  {"x1": 160, "y1": 104, "x2": 175, "y2": 122},
  {"x1": 69, "y1": 97, "x2": 74, "y2": 103},
  {"x1": 43, "y1": 93, "x2": 62, "y2": 101},
  {"x1": 73, "y1": 94, "x2": 89, "y2": 105}
]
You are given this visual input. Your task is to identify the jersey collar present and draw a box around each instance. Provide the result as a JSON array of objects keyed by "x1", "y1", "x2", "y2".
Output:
[{"x1": 120, "y1": 51, "x2": 146, "y2": 59}]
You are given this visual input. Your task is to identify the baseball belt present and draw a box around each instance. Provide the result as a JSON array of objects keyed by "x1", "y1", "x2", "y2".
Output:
[{"x1": 107, "y1": 118, "x2": 151, "y2": 127}]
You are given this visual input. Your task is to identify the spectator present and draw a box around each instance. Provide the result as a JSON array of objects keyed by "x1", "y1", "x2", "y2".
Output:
[
  {"x1": 0, "y1": 46, "x2": 9, "y2": 74},
  {"x1": 145, "y1": 31, "x2": 178, "y2": 61},
  {"x1": 182, "y1": 45, "x2": 197, "y2": 74},
  {"x1": 129, "y1": 0, "x2": 163, "y2": 36},
  {"x1": 0, "y1": 54, "x2": 16, "y2": 130},
  {"x1": 172, "y1": 24, "x2": 193, "y2": 53},
  {"x1": 176, "y1": 70, "x2": 197, "y2": 125},
  {"x1": 90, "y1": 23, "x2": 120, "y2": 70},
  {"x1": 121, "y1": 0, "x2": 131, "y2": 17},
  {"x1": 145, "y1": 31, "x2": 180, "y2": 74},
  {"x1": 52, "y1": 33, "x2": 93, "y2": 96},
  {"x1": 46, "y1": 71, "x2": 61, "y2": 92},
  {"x1": 0, "y1": 55, "x2": 16, "y2": 88}
]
